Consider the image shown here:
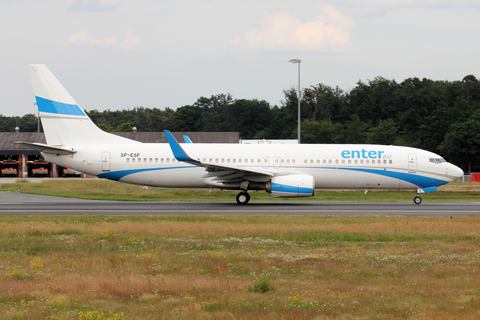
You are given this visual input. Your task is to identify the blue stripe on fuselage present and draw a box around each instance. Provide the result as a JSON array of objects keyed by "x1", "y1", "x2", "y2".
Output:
[
  {"x1": 35, "y1": 96, "x2": 85, "y2": 116},
  {"x1": 97, "y1": 166, "x2": 194, "y2": 181},
  {"x1": 336, "y1": 167, "x2": 447, "y2": 188}
]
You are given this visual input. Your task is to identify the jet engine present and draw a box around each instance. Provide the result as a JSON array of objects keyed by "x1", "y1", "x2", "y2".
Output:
[{"x1": 266, "y1": 174, "x2": 315, "y2": 198}]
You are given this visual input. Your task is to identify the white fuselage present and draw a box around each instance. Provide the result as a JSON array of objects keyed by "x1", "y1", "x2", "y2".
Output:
[{"x1": 42, "y1": 143, "x2": 462, "y2": 190}]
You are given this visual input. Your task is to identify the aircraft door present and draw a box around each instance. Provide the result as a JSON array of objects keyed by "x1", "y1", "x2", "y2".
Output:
[
  {"x1": 262, "y1": 156, "x2": 270, "y2": 169},
  {"x1": 408, "y1": 153, "x2": 417, "y2": 173},
  {"x1": 102, "y1": 152, "x2": 111, "y2": 171}
]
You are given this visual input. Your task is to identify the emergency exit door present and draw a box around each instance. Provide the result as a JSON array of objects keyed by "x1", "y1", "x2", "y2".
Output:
[{"x1": 102, "y1": 152, "x2": 111, "y2": 171}]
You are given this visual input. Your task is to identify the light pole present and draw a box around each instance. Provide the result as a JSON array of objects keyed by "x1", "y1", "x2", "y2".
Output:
[{"x1": 289, "y1": 59, "x2": 301, "y2": 143}]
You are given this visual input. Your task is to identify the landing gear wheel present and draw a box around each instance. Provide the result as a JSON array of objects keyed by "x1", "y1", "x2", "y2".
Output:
[
  {"x1": 413, "y1": 196, "x2": 422, "y2": 205},
  {"x1": 236, "y1": 192, "x2": 250, "y2": 205}
]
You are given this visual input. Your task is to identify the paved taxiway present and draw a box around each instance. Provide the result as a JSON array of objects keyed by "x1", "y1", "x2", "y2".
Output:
[{"x1": 0, "y1": 192, "x2": 478, "y2": 216}]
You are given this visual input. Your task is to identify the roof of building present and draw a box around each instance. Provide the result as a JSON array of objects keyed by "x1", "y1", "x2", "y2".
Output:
[
  {"x1": 0, "y1": 131, "x2": 240, "y2": 155},
  {"x1": 114, "y1": 132, "x2": 239, "y2": 143}
]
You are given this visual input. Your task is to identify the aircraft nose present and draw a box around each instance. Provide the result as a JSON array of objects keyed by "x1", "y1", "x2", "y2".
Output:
[{"x1": 449, "y1": 164, "x2": 464, "y2": 181}]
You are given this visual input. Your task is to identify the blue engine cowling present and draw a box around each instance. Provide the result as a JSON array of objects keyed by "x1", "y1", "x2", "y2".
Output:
[{"x1": 266, "y1": 174, "x2": 315, "y2": 198}]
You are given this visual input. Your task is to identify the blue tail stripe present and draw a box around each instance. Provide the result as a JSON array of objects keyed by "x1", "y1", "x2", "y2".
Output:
[{"x1": 36, "y1": 96, "x2": 85, "y2": 116}]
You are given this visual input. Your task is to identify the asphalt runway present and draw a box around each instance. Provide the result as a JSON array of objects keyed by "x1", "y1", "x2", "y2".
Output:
[{"x1": 0, "y1": 192, "x2": 478, "y2": 216}]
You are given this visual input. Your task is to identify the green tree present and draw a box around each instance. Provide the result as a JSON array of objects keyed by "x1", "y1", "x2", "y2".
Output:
[
  {"x1": 114, "y1": 122, "x2": 133, "y2": 132},
  {"x1": 164, "y1": 105, "x2": 203, "y2": 132},
  {"x1": 341, "y1": 115, "x2": 368, "y2": 144},
  {"x1": 296, "y1": 119, "x2": 343, "y2": 144},
  {"x1": 440, "y1": 111, "x2": 480, "y2": 174},
  {"x1": 366, "y1": 119, "x2": 398, "y2": 145},
  {"x1": 97, "y1": 123, "x2": 113, "y2": 132}
]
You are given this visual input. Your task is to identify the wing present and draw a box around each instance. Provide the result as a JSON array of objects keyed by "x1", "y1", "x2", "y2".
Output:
[{"x1": 164, "y1": 130, "x2": 273, "y2": 188}]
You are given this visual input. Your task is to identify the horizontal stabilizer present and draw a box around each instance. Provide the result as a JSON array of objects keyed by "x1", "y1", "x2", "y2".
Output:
[{"x1": 16, "y1": 141, "x2": 76, "y2": 155}]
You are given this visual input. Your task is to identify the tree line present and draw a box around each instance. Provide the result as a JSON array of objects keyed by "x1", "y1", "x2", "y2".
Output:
[{"x1": 3, "y1": 75, "x2": 480, "y2": 173}]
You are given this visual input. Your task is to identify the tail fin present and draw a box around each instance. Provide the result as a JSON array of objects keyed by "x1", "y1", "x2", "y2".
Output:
[{"x1": 28, "y1": 64, "x2": 139, "y2": 146}]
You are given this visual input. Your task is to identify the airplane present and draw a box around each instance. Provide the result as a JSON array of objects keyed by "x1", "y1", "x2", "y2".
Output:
[{"x1": 18, "y1": 64, "x2": 464, "y2": 205}]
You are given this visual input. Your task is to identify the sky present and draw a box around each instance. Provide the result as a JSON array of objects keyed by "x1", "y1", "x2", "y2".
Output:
[{"x1": 1, "y1": 0, "x2": 480, "y2": 117}]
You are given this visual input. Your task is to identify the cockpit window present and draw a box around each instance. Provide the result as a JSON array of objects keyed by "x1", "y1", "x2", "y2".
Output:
[{"x1": 429, "y1": 158, "x2": 446, "y2": 164}]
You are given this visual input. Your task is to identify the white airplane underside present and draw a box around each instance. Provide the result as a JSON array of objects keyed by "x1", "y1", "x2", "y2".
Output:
[{"x1": 19, "y1": 65, "x2": 464, "y2": 205}]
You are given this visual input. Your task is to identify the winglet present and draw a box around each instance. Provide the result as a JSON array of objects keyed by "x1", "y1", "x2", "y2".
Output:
[
  {"x1": 164, "y1": 130, "x2": 195, "y2": 162},
  {"x1": 183, "y1": 135, "x2": 193, "y2": 143}
]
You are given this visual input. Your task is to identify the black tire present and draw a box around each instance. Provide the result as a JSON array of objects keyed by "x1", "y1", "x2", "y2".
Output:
[
  {"x1": 413, "y1": 196, "x2": 422, "y2": 205},
  {"x1": 236, "y1": 192, "x2": 250, "y2": 205}
]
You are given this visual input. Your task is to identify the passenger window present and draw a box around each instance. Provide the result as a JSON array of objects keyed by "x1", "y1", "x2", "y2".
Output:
[
  {"x1": 317, "y1": 159, "x2": 320, "y2": 164},
  {"x1": 329, "y1": 159, "x2": 332, "y2": 164},
  {"x1": 126, "y1": 158, "x2": 130, "y2": 163},
  {"x1": 138, "y1": 158, "x2": 141, "y2": 162},
  {"x1": 354, "y1": 159, "x2": 358, "y2": 164},
  {"x1": 366, "y1": 160, "x2": 369, "y2": 164},
  {"x1": 342, "y1": 159, "x2": 345, "y2": 164},
  {"x1": 239, "y1": 159, "x2": 242, "y2": 163},
  {"x1": 233, "y1": 159, "x2": 236, "y2": 163},
  {"x1": 323, "y1": 159, "x2": 326, "y2": 164},
  {"x1": 167, "y1": 159, "x2": 170, "y2": 163},
  {"x1": 383, "y1": 160, "x2": 387, "y2": 164},
  {"x1": 335, "y1": 159, "x2": 339, "y2": 164},
  {"x1": 149, "y1": 158, "x2": 152, "y2": 163},
  {"x1": 360, "y1": 159, "x2": 363, "y2": 164},
  {"x1": 304, "y1": 159, "x2": 308, "y2": 164},
  {"x1": 161, "y1": 158, "x2": 164, "y2": 163},
  {"x1": 144, "y1": 158, "x2": 147, "y2": 162},
  {"x1": 215, "y1": 158, "x2": 219, "y2": 163},
  {"x1": 275, "y1": 159, "x2": 278, "y2": 163},
  {"x1": 292, "y1": 159, "x2": 296, "y2": 164},
  {"x1": 132, "y1": 158, "x2": 136, "y2": 163},
  {"x1": 287, "y1": 159, "x2": 290, "y2": 164},
  {"x1": 155, "y1": 158, "x2": 158, "y2": 162},
  {"x1": 348, "y1": 160, "x2": 351, "y2": 164},
  {"x1": 281, "y1": 159, "x2": 284, "y2": 164},
  {"x1": 389, "y1": 160, "x2": 392, "y2": 164}
]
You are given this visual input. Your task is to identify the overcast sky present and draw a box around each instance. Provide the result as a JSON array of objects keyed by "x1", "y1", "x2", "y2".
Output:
[{"x1": 1, "y1": 0, "x2": 479, "y2": 117}]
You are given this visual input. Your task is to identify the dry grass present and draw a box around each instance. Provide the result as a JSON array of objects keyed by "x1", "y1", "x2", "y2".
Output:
[{"x1": 1, "y1": 215, "x2": 480, "y2": 319}]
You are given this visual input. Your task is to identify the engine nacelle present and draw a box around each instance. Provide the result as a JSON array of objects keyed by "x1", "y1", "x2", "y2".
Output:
[{"x1": 266, "y1": 174, "x2": 315, "y2": 198}]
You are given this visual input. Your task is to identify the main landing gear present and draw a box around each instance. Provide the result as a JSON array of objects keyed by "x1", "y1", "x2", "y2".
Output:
[
  {"x1": 413, "y1": 195, "x2": 422, "y2": 205},
  {"x1": 236, "y1": 192, "x2": 250, "y2": 205}
]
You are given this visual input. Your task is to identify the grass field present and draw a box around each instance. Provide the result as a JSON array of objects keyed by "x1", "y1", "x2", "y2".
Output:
[
  {"x1": 1, "y1": 180, "x2": 479, "y2": 319},
  {"x1": 1, "y1": 215, "x2": 480, "y2": 319},
  {"x1": 0, "y1": 179, "x2": 479, "y2": 202}
]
